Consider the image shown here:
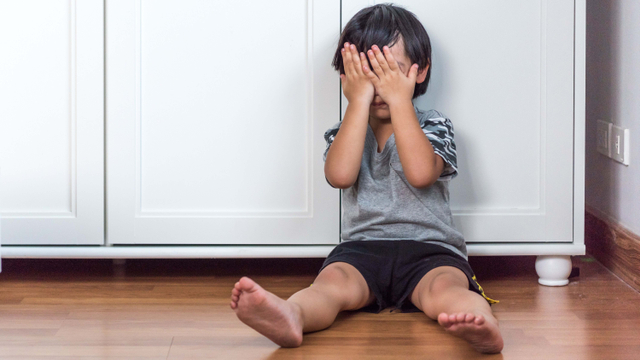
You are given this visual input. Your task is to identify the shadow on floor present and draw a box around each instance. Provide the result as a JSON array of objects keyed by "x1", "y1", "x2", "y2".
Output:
[{"x1": 0, "y1": 254, "x2": 568, "y2": 281}]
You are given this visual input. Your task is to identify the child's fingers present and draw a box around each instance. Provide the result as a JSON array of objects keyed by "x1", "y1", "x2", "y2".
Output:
[
  {"x1": 363, "y1": 59, "x2": 380, "y2": 86},
  {"x1": 340, "y1": 48, "x2": 348, "y2": 76},
  {"x1": 360, "y1": 52, "x2": 371, "y2": 74},
  {"x1": 408, "y1": 64, "x2": 419, "y2": 81},
  {"x1": 341, "y1": 46, "x2": 350, "y2": 75},
  {"x1": 367, "y1": 49, "x2": 384, "y2": 77},
  {"x1": 349, "y1": 44, "x2": 365, "y2": 76},
  {"x1": 382, "y1": 46, "x2": 400, "y2": 71},
  {"x1": 342, "y1": 43, "x2": 357, "y2": 77},
  {"x1": 371, "y1": 45, "x2": 390, "y2": 74},
  {"x1": 340, "y1": 44, "x2": 348, "y2": 74}
]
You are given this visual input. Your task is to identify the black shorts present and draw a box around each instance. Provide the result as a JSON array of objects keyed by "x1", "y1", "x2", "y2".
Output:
[{"x1": 319, "y1": 240, "x2": 498, "y2": 313}]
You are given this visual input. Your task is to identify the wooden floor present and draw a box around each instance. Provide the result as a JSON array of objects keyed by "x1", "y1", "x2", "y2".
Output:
[{"x1": 0, "y1": 254, "x2": 639, "y2": 360}]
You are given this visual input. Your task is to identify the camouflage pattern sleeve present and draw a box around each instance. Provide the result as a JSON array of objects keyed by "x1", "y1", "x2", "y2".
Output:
[
  {"x1": 322, "y1": 121, "x2": 342, "y2": 188},
  {"x1": 322, "y1": 121, "x2": 342, "y2": 163},
  {"x1": 419, "y1": 110, "x2": 458, "y2": 181}
]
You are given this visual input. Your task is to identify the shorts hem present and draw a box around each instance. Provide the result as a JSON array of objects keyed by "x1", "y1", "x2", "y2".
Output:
[
  {"x1": 319, "y1": 257, "x2": 388, "y2": 313},
  {"x1": 393, "y1": 260, "x2": 498, "y2": 312}
]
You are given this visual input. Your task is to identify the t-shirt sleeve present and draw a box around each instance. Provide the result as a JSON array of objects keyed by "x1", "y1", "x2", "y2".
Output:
[
  {"x1": 323, "y1": 121, "x2": 342, "y2": 188},
  {"x1": 420, "y1": 112, "x2": 458, "y2": 181},
  {"x1": 322, "y1": 121, "x2": 342, "y2": 163}
]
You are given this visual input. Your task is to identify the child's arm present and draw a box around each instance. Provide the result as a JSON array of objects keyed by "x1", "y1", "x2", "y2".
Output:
[
  {"x1": 324, "y1": 43, "x2": 375, "y2": 189},
  {"x1": 364, "y1": 45, "x2": 444, "y2": 188},
  {"x1": 389, "y1": 100, "x2": 444, "y2": 188}
]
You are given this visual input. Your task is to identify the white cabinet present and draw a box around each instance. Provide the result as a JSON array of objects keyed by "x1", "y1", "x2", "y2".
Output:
[
  {"x1": 1, "y1": 1, "x2": 585, "y2": 268},
  {"x1": 105, "y1": 0, "x2": 340, "y2": 245},
  {"x1": 0, "y1": 0, "x2": 104, "y2": 245}
]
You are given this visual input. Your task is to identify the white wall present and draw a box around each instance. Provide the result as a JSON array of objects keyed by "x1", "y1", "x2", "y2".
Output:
[{"x1": 586, "y1": 0, "x2": 640, "y2": 235}]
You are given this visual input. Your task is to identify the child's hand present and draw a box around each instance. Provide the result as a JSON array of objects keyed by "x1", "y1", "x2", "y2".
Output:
[
  {"x1": 340, "y1": 42, "x2": 375, "y2": 106},
  {"x1": 364, "y1": 45, "x2": 419, "y2": 107}
]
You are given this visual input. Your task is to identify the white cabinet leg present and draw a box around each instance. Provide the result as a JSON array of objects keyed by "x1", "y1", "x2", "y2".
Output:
[{"x1": 535, "y1": 255, "x2": 572, "y2": 286}]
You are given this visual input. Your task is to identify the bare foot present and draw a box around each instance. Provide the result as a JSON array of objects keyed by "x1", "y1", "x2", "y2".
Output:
[
  {"x1": 230, "y1": 276, "x2": 303, "y2": 347},
  {"x1": 437, "y1": 312, "x2": 504, "y2": 354}
]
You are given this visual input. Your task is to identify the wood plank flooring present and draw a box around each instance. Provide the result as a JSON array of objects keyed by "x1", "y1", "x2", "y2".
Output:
[{"x1": 0, "y1": 255, "x2": 639, "y2": 359}]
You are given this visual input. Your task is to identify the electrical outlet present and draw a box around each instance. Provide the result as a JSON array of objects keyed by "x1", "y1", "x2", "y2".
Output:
[
  {"x1": 596, "y1": 120, "x2": 611, "y2": 157},
  {"x1": 610, "y1": 125, "x2": 630, "y2": 166}
]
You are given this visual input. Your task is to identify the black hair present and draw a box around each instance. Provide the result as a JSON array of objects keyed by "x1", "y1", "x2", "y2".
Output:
[{"x1": 332, "y1": 3, "x2": 432, "y2": 99}]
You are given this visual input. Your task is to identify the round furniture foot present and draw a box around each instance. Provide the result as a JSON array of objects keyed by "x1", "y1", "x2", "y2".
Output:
[{"x1": 535, "y1": 255, "x2": 572, "y2": 286}]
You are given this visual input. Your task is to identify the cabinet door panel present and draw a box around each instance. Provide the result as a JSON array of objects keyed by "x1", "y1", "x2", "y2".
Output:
[
  {"x1": 0, "y1": 0, "x2": 104, "y2": 245},
  {"x1": 343, "y1": 1, "x2": 575, "y2": 242},
  {"x1": 107, "y1": 0, "x2": 340, "y2": 244}
]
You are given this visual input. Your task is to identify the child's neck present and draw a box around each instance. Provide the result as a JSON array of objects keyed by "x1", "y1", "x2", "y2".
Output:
[{"x1": 369, "y1": 116, "x2": 393, "y2": 135}]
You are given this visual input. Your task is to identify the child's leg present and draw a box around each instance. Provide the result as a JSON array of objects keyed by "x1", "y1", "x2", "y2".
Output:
[
  {"x1": 287, "y1": 262, "x2": 375, "y2": 332},
  {"x1": 230, "y1": 262, "x2": 375, "y2": 348},
  {"x1": 409, "y1": 266, "x2": 504, "y2": 354}
]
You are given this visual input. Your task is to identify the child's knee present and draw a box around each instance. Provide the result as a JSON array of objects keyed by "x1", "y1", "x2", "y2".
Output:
[
  {"x1": 426, "y1": 267, "x2": 469, "y2": 298},
  {"x1": 314, "y1": 263, "x2": 371, "y2": 309},
  {"x1": 316, "y1": 262, "x2": 365, "y2": 287}
]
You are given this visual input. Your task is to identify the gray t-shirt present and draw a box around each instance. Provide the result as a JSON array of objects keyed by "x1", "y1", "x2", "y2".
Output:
[{"x1": 323, "y1": 106, "x2": 468, "y2": 260}]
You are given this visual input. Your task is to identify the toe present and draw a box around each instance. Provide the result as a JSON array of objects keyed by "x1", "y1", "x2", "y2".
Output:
[
  {"x1": 239, "y1": 277, "x2": 258, "y2": 291},
  {"x1": 230, "y1": 301, "x2": 237, "y2": 309},
  {"x1": 232, "y1": 294, "x2": 239, "y2": 302},
  {"x1": 474, "y1": 314, "x2": 485, "y2": 325},
  {"x1": 456, "y1": 313, "x2": 466, "y2": 322},
  {"x1": 438, "y1": 313, "x2": 452, "y2": 327},
  {"x1": 232, "y1": 288, "x2": 240, "y2": 296},
  {"x1": 464, "y1": 313, "x2": 475, "y2": 323}
]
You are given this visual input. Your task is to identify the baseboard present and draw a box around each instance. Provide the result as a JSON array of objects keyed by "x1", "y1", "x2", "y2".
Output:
[{"x1": 585, "y1": 206, "x2": 640, "y2": 292}]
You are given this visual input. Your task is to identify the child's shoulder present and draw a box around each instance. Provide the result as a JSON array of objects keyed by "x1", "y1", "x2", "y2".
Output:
[
  {"x1": 323, "y1": 120, "x2": 342, "y2": 141},
  {"x1": 414, "y1": 107, "x2": 454, "y2": 129}
]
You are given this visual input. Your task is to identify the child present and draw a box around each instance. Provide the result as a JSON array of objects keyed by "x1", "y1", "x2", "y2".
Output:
[{"x1": 230, "y1": 4, "x2": 503, "y2": 354}]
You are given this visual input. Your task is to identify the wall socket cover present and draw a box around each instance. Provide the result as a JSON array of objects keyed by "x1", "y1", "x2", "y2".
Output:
[
  {"x1": 597, "y1": 119, "x2": 630, "y2": 166},
  {"x1": 610, "y1": 125, "x2": 630, "y2": 166},
  {"x1": 596, "y1": 120, "x2": 611, "y2": 157}
]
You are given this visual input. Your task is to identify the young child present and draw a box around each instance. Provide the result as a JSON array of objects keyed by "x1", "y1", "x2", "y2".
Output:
[{"x1": 230, "y1": 4, "x2": 503, "y2": 354}]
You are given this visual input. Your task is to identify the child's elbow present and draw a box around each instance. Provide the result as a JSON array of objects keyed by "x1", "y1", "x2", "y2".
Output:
[
  {"x1": 410, "y1": 180, "x2": 435, "y2": 189},
  {"x1": 407, "y1": 174, "x2": 438, "y2": 189},
  {"x1": 324, "y1": 162, "x2": 357, "y2": 189},
  {"x1": 325, "y1": 175, "x2": 355, "y2": 189}
]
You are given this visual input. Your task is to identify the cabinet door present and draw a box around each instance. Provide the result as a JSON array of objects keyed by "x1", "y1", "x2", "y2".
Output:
[
  {"x1": 342, "y1": 1, "x2": 575, "y2": 242},
  {"x1": 107, "y1": 0, "x2": 340, "y2": 244},
  {"x1": 0, "y1": 0, "x2": 104, "y2": 245}
]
